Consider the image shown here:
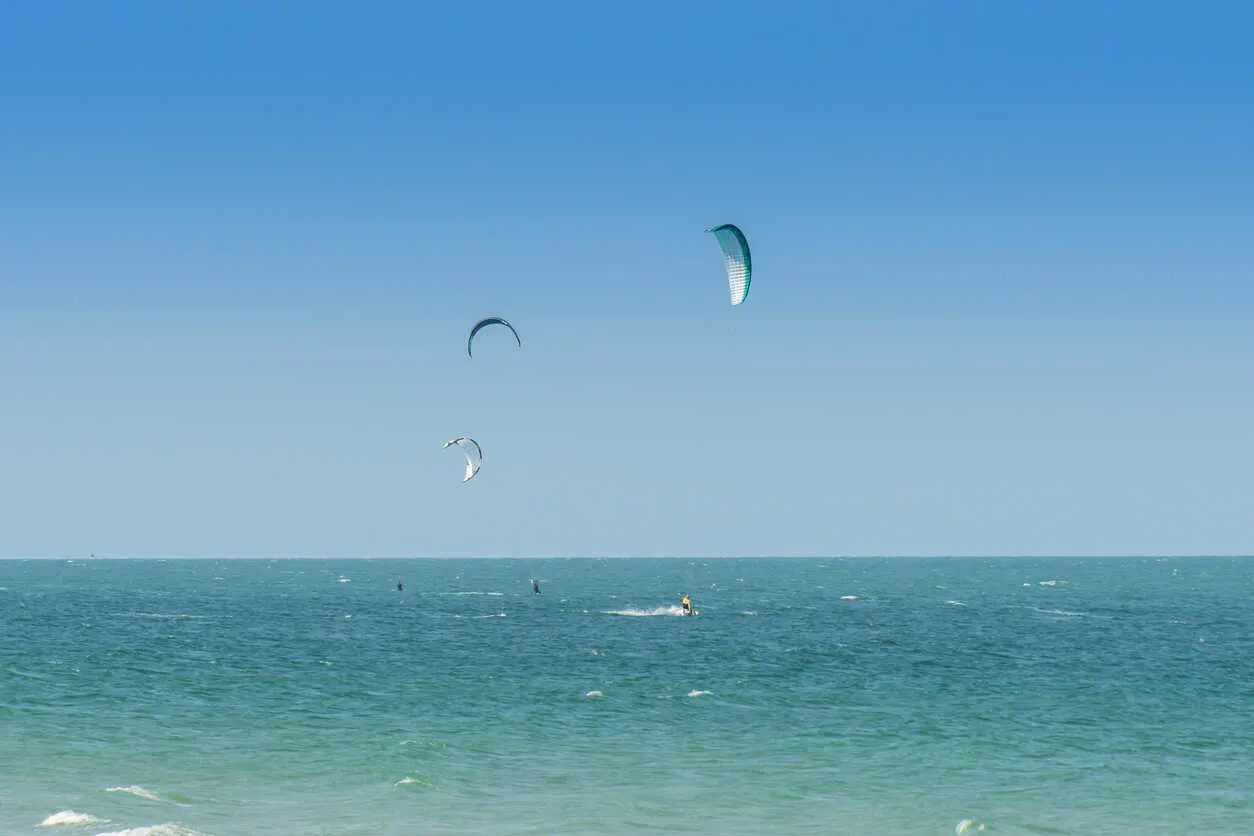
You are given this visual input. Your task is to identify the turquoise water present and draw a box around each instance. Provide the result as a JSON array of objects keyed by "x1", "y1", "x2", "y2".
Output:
[{"x1": 2, "y1": 557, "x2": 1252, "y2": 835}]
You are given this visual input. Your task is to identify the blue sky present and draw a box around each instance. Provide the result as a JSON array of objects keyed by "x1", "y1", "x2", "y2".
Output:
[{"x1": 1, "y1": 1, "x2": 1251, "y2": 557}]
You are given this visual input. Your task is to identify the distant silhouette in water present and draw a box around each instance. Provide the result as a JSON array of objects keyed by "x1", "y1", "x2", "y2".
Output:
[
  {"x1": 397, "y1": 580, "x2": 403, "y2": 591},
  {"x1": 532, "y1": 578, "x2": 541, "y2": 595}
]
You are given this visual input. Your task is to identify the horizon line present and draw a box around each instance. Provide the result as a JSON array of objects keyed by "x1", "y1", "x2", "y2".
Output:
[{"x1": 3, "y1": 554, "x2": 1253, "y2": 561}]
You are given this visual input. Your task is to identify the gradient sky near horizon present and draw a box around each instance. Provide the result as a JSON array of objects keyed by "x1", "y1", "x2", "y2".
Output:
[{"x1": 2, "y1": 1, "x2": 1252, "y2": 558}]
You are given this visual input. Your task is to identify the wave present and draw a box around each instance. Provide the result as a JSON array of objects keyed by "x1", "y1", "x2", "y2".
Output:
[
  {"x1": 399, "y1": 740, "x2": 446, "y2": 749},
  {"x1": 105, "y1": 786, "x2": 189, "y2": 806},
  {"x1": 840, "y1": 595, "x2": 858, "y2": 600},
  {"x1": 94, "y1": 826, "x2": 207, "y2": 836},
  {"x1": 602, "y1": 606, "x2": 687, "y2": 617},
  {"x1": 585, "y1": 690, "x2": 603, "y2": 697},
  {"x1": 686, "y1": 690, "x2": 712, "y2": 698},
  {"x1": 115, "y1": 613, "x2": 212, "y2": 620},
  {"x1": 445, "y1": 592, "x2": 504, "y2": 596},
  {"x1": 8, "y1": 666, "x2": 52, "y2": 680},
  {"x1": 1038, "y1": 579, "x2": 1069, "y2": 586},
  {"x1": 945, "y1": 600, "x2": 968, "y2": 607},
  {"x1": 955, "y1": 820, "x2": 986, "y2": 834},
  {"x1": 394, "y1": 776, "x2": 429, "y2": 787},
  {"x1": 39, "y1": 811, "x2": 107, "y2": 827},
  {"x1": 1029, "y1": 607, "x2": 1085, "y2": 617},
  {"x1": 471, "y1": 613, "x2": 506, "y2": 619}
]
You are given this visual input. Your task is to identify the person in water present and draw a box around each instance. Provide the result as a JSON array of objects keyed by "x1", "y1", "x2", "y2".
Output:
[
  {"x1": 397, "y1": 580, "x2": 403, "y2": 591},
  {"x1": 682, "y1": 594, "x2": 692, "y2": 615},
  {"x1": 532, "y1": 578, "x2": 541, "y2": 595}
]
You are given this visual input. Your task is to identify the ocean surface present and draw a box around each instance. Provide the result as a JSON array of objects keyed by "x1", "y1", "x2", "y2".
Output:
[{"x1": 2, "y1": 557, "x2": 1252, "y2": 835}]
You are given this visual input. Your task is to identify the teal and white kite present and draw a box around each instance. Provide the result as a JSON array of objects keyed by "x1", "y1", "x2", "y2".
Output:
[{"x1": 706, "y1": 224, "x2": 751, "y2": 306}]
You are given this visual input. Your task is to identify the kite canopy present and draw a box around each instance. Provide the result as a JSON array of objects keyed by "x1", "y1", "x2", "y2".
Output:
[
  {"x1": 467, "y1": 317, "x2": 521, "y2": 357},
  {"x1": 706, "y1": 224, "x2": 752, "y2": 306},
  {"x1": 442, "y1": 436, "x2": 483, "y2": 483}
]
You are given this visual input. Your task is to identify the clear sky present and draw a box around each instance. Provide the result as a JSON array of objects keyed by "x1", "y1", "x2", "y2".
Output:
[{"x1": 1, "y1": 1, "x2": 1251, "y2": 558}]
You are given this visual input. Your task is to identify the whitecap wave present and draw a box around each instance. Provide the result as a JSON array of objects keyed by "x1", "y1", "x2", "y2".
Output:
[
  {"x1": 603, "y1": 606, "x2": 687, "y2": 617},
  {"x1": 106, "y1": 786, "x2": 163, "y2": 803},
  {"x1": 39, "y1": 810, "x2": 107, "y2": 826},
  {"x1": 585, "y1": 690, "x2": 603, "y2": 697},
  {"x1": 686, "y1": 690, "x2": 712, "y2": 697},
  {"x1": 945, "y1": 600, "x2": 968, "y2": 607},
  {"x1": 394, "y1": 776, "x2": 429, "y2": 787},
  {"x1": 955, "y1": 819, "x2": 986, "y2": 834},
  {"x1": 1030, "y1": 607, "x2": 1084, "y2": 617},
  {"x1": 446, "y1": 592, "x2": 504, "y2": 596},
  {"x1": 472, "y1": 613, "x2": 507, "y2": 619},
  {"x1": 1038, "y1": 579, "x2": 1069, "y2": 586},
  {"x1": 840, "y1": 595, "x2": 858, "y2": 600}
]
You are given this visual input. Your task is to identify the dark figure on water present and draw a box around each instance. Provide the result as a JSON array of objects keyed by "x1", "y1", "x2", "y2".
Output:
[
  {"x1": 397, "y1": 580, "x2": 403, "y2": 591},
  {"x1": 532, "y1": 578, "x2": 541, "y2": 595}
]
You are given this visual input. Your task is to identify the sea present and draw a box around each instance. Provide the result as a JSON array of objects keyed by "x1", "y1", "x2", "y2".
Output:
[{"x1": 1, "y1": 557, "x2": 1252, "y2": 835}]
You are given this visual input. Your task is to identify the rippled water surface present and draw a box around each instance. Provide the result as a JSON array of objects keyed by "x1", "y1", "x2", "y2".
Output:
[{"x1": 2, "y1": 557, "x2": 1252, "y2": 834}]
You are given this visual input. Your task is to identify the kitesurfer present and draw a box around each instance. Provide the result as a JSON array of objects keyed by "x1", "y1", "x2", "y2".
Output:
[
  {"x1": 532, "y1": 578, "x2": 541, "y2": 595},
  {"x1": 682, "y1": 594, "x2": 692, "y2": 616}
]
